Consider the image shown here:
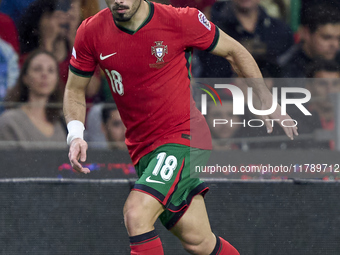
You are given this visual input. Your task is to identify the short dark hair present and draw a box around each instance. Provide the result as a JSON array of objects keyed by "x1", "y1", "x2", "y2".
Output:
[
  {"x1": 301, "y1": 3, "x2": 340, "y2": 33},
  {"x1": 306, "y1": 60, "x2": 340, "y2": 78},
  {"x1": 101, "y1": 104, "x2": 119, "y2": 124}
]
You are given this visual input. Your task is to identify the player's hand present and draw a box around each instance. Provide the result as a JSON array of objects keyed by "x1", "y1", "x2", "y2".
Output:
[
  {"x1": 68, "y1": 138, "x2": 90, "y2": 174},
  {"x1": 261, "y1": 103, "x2": 299, "y2": 140}
]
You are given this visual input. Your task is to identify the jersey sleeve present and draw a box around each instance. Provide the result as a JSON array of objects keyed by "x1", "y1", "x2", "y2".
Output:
[
  {"x1": 69, "y1": 19, "x2": 97, "y2": 77},
  {"x1": 178, "y1": 7, "x2": 219, "y2": 51}
]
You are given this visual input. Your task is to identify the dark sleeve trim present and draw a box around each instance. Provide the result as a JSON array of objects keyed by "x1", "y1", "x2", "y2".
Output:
[
  {"x1": 206, "y1": 25, "x2": 220, "y2": 52},
  {"x1": 69, "y1": 64, "x2": 94, "y2": 77}
]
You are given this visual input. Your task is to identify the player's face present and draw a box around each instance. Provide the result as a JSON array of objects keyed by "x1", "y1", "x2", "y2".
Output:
[
  {"x1": 102, "y1": 109, "x2": 126, "y2": 149},
  {"x1": 306, "y1": 24, "x2": 340, "y2": 60},
  {"x1": 206, "y1": 101, "x2": 241, "y2": 139},
  {"x1": 23, "y1": 53, "x2": 59, "y2": 98},
  {"x1": 105, "y1": 0, "x2": 142, "y2": 22}
]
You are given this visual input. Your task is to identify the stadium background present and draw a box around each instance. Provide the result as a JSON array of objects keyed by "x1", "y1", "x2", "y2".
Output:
[
  {"x1": 1, "y1": 178, "x2": 339, "y2": 254},
  {"x1": 0, "y1": 149, "x2": 339, "y2": 254},
  {"x1": 1, "y1": 0, "x2": 340, "y2": 254}
]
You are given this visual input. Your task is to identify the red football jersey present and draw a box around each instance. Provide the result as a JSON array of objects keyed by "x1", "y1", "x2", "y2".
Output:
[{"x1": 70, "y1": 1, "x2": 219, "y2": 164}]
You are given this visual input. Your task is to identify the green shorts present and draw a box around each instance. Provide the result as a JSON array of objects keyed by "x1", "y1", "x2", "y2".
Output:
[{"x1": 132, "y1": 144, "x2": 211, "y2": 229}]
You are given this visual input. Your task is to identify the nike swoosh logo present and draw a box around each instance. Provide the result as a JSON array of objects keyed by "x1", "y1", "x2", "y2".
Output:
[
  {"x1": 100, "y1": 52, "x2": 117, "y2": 60},
  {"x1": 146, "y1": 176, "x2": 165, "y2": 184}
]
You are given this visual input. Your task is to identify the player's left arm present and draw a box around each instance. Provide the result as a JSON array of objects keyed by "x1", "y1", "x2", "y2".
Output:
[{"x1": 210, "y1": 28, "x2": 298, "y2": 139}]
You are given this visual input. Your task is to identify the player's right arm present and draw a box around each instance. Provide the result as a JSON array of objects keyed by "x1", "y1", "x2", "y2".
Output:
[{"x1": 63, "y1": 70, "x2": 91, "y2": 174}]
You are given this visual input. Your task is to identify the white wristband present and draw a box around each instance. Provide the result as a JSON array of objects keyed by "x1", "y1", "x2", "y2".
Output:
[{"x1": 66, "y1": 120, "x2": 85, "y2": 145}]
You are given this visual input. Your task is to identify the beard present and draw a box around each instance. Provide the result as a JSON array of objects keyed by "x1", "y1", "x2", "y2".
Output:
[
  {"x1": 111, "y1": 0, "x2": 142, "y2": 22},
  {"x1": 113, "y1": 13, "x2": 131, "y2": 22}
]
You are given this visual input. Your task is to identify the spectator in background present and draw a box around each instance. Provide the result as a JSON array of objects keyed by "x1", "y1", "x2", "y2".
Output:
[
  {"x1": 285, "y1": 60, "x2": 340, "y2": 150},
  {"x1": 84, "y1": 103, "x2": 106, "y2": 148},
  {"x1": 260, "y1": 0, "x2": 288, "y2": 21},
  {"x1": 85, "y1": 103, "x2": 127, "y2": 150},
  {"x1": 0, "y1": 0, "x2": 20, "y2": 108},
  {"x1": 196, "y1": 0, "x2": 294, "y2": 78},
  {"x1": 0, "y1": 0, "x2": 36, "y2": 27},
  {"x1": 18, "y1": 0, "x2": 80, "y2": 84},
  {"x1": 0, "y1": 50, "x2": 66, "y2": 149},
  {"x1": 101, "y1": 104, "x2": 127, "y2": 151},
  {"x1": 304, "y1": 60, "x2": 340, "y2": 150},
  {"x1": 204, "y1": 92, "x2": 244, "y2": 150},
  {"x1": 0, "y1": 0, "x2": 99, "y2": 27},
  {"x1": 80, "y1": 0, "x2": 100, "y2": 19},
  {"x1": 279, "y1": 3, "x2": 340, "y2": 78},
  {"x1": 301, "y1": 0, "x2": 340, "y2": 20},
  {"x1": 170, "y1": 0, "x2": 216, "y2": 19},
  {"x1": 0, "y1": 0, "x2": 19, "y2": 54},
  {"x1": 18, "y1": 0, "x2": 101, "y2": 102},
  {"x1": 0, "y1": 39, "x2": 19, "y2": 107}
]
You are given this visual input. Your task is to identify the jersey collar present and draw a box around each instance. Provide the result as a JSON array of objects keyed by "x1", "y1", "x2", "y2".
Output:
[{"x1": 114, "y1": 0, "x2": 154, "y2": 35}]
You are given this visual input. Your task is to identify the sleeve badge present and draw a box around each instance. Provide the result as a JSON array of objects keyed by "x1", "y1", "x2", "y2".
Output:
[{"x1": 198, "y1": 11, "x2": 211, "y2": 31}]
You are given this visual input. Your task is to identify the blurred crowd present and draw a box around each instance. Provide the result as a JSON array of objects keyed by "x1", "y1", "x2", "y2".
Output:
[{"x1": 0, "y1": 0, "x2": 339, "y2": 151}]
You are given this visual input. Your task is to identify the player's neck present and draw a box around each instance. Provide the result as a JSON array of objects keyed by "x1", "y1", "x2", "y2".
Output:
[{"x1": 115, "y1": 1, "x2": 149, "y2": 31}]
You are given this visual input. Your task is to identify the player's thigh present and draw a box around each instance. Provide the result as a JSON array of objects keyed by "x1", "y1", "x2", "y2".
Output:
[
  {"x1": 124, "y1": 190, "x2": 164, "y2": 236},
  {"x1": 170, "y1": 194, "x2": 215, "y2": 246}
]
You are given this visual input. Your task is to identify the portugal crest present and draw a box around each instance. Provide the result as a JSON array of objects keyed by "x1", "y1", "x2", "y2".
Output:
[{"x1": 151, "y1": 41, "x2": 168, "y2": 63}]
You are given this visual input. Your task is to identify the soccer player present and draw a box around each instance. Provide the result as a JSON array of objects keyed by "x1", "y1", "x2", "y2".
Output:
[{"x1": 63, "y1": 0, "x2": 298, "y2": 254}]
